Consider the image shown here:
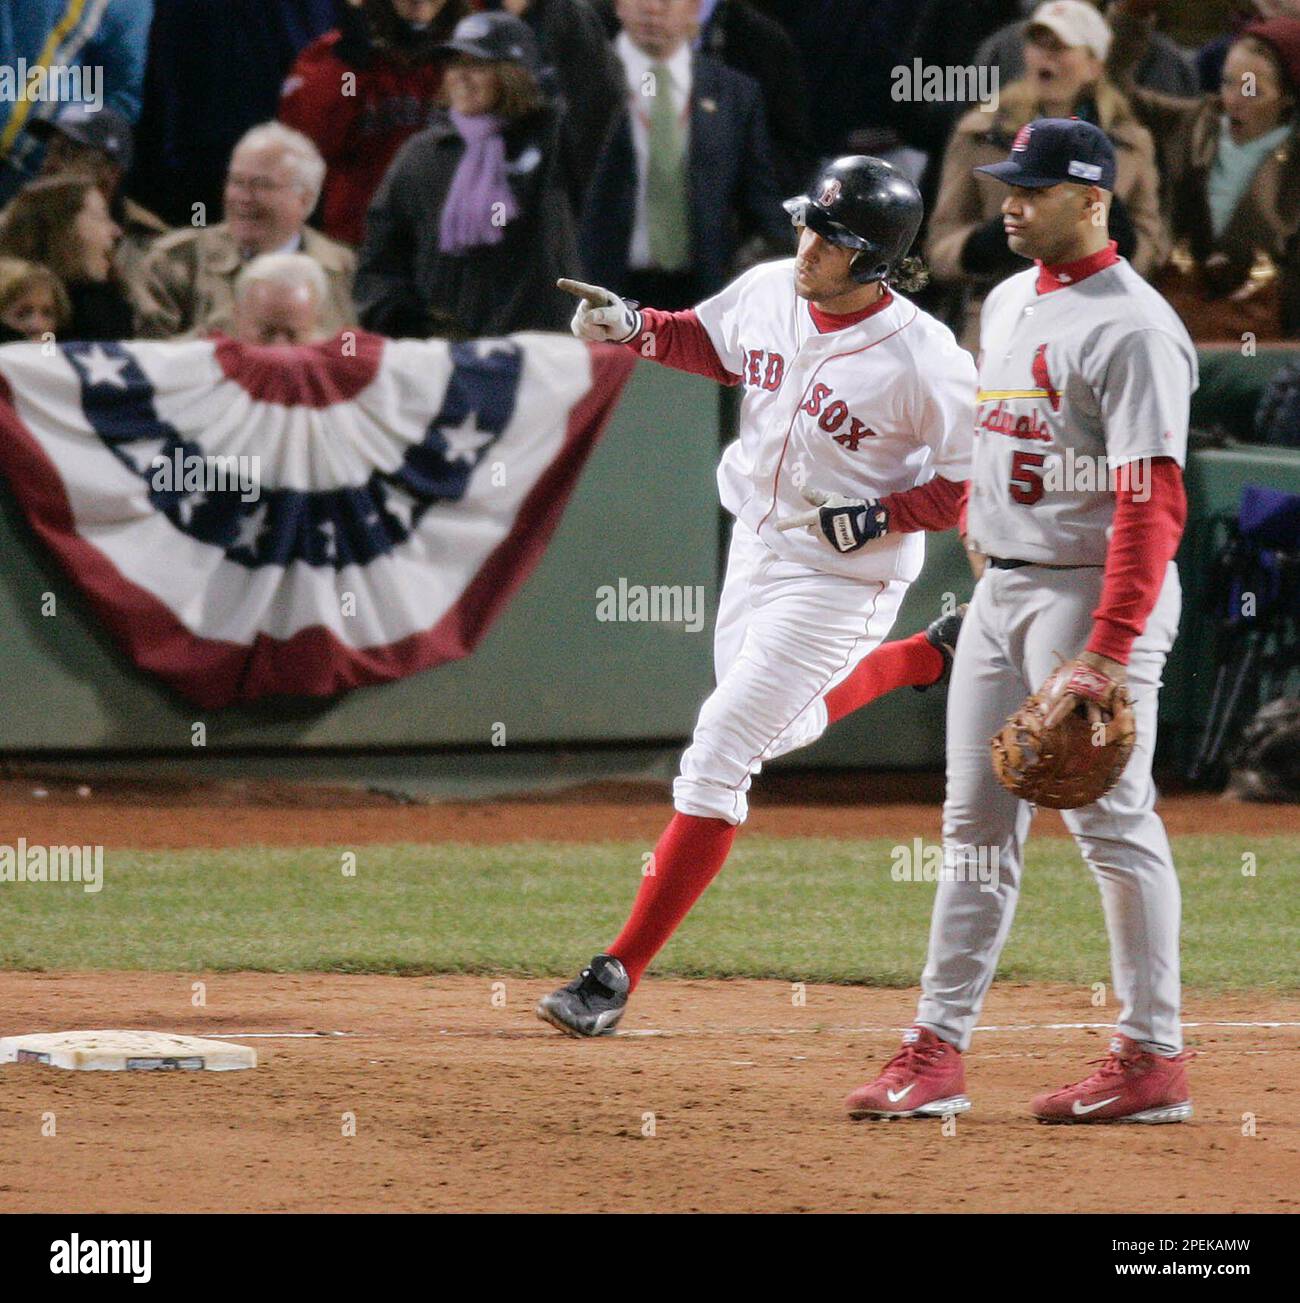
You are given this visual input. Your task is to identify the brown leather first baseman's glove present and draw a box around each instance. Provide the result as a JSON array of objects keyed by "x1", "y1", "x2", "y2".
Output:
[{"x1": 991, "y1": 659, "x2": 1136, "y2": 809}]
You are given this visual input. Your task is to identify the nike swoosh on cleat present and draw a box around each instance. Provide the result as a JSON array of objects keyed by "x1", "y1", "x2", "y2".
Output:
[
  {"x1": 1072, "y1": 1095, "x2": 1121, "y2": 1115},
  {"x1": 886, "y1": 1083, "x2": 917, "y2": 1104}
]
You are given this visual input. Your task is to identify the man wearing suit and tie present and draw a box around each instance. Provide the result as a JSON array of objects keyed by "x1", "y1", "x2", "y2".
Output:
[{"x1": 582, "y1": 0, "x2": 792, "y2": 310}]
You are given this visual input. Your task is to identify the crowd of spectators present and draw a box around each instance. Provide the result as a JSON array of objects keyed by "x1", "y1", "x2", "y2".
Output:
[{"x1": 0, "y1": 0, "x2": 1297, "y2": 392}]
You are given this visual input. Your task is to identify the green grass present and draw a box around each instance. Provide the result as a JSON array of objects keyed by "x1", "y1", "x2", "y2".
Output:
[{"x1": 0, "y1": 836, "x2": 1295, "y2": 989}]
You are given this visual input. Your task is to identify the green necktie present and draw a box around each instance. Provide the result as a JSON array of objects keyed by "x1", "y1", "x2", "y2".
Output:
[{"x1": 646, "y1": 62, "x2": 691, "y2": 271}]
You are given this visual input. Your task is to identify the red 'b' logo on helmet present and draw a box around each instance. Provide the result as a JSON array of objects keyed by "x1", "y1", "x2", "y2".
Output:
[
  {"x1": 1012, "y1": 124, "x2": 1033, "y2": 152},
  {"x1": 819, "y1": 177, "x2": 842, "y2": 206}
]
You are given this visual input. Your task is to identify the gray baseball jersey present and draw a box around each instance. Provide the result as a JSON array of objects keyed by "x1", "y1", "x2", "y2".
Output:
[
  {"x1": 918, "y1": 252, "x2": 1197, "y2": 1056},
  {"x1": 966, "y1": 259, "x2": 1198, "y2": 565}
]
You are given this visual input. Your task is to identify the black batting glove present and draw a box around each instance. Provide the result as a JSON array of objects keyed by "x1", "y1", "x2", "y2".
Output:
[{"x1": 777, "y1": 488, "x2": 890, "y2": 553}]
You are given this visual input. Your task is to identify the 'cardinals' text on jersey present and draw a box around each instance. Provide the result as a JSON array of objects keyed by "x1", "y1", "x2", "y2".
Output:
[{"x1": 967, "y1": 259, "x2": 1197, "y2": 566}]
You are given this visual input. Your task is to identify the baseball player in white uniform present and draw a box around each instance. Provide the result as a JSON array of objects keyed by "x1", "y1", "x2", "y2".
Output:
[
  {"x1": 537, "y1": 157, "x2": 977, "y2": 1037},
  {"x1": 846, "y1": 120, "x2": 1199, "y2": 1123}
]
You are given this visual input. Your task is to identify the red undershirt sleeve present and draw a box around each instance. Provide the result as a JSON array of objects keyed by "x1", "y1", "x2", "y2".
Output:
[
  {"x1": 880, "y1": 476, "x2": 968, "y2": 533},
  {"x1": 1086, "y1": 457, "x2": 1187, "y2": 664},
  {"x1": 626, "y1": 308, "x2": 741, "y2": 386}
]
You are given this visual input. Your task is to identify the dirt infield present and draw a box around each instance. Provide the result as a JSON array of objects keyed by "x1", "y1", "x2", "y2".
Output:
[
  {"x1": 1, "y1": 972, "x2": 1296, "y2": 1213},
  {"x1": 0, "y1": 773, "x2": 1295, "y2": 1213},
  {"x1": 1, "y1": 769, "x2": 1294, "y2": 847}
]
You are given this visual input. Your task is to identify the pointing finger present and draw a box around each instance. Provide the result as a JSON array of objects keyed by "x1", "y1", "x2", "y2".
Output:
[{"x1": 557, "y1": 278, "x2": 611, "y2": 305}]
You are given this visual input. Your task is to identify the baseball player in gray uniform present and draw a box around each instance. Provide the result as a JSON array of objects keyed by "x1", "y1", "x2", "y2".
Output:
[{"x1": 845, "y1": 119, "x2": 1199, "y2": 1124}]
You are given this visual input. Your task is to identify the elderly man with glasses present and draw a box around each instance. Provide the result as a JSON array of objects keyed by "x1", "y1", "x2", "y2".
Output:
[{"x1": 133, "y1": 121, "x2": 356, "y2": 339}]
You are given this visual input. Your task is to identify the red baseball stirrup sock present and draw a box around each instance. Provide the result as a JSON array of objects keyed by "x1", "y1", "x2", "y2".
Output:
[
  {"x1": 609, "y1": 812, "x2": 737, "y2": 990},
  {"x1": 823, "y1": 632, "x2": 944, "y2": 724}
]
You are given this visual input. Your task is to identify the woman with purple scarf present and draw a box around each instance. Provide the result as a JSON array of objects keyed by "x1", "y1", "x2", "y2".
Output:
[{"x1": 354, "y1": 11, "x2": 580, "y2": 338}]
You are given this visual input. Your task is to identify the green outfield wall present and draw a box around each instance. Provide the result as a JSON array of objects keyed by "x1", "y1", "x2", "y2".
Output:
[
  {"x1": 0, "y1": 361, "x2": 721, "y2": 751},
  {"x1": 2, "y1": 356, "x2": 1299, "y2": 767}
]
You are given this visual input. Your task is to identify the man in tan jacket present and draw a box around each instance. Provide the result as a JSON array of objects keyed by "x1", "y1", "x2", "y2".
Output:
[
  {"x1": 133, "y1": 122, "x2": 356, "y2": 339},
  {"x1": 925, "y1": 0, "x2": 1166, "y2": 349}
]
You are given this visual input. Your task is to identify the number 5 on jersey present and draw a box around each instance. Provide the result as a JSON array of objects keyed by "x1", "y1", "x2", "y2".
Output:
[{"x1": 1009, "y1": 450, "x2": 1046, "y2": 505}]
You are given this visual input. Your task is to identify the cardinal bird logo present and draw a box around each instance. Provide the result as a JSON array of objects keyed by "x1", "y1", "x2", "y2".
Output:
[{"x1": 1031, "y1": 343, "x2": 1061, "y2": 412}]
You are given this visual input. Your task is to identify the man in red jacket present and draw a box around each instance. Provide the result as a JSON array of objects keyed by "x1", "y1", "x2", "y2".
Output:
[{"x1": 844, "y1": 119, "x2": 1199, "y2": 1126}]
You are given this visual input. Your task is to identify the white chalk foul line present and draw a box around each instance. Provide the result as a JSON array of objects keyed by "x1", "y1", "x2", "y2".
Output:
[
  {"x1": 191, "y1": 1022, "x2": 1300, "y2": 1042},
  {"x1": 415, "y1": 1019, "x2": 1300, "y2": 1040},
  {"x1": 199, "y1": 1031, "x2": 364, "y2": 1040},
  {"x1": 612, "y1": 1020, "x2": 1300, "y2": 1039}
]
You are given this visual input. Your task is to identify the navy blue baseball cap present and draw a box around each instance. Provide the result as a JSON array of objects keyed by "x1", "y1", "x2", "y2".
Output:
[
  {"x1": 30, "y1": 105, "x2": 133, "y2": 172},
  {"x1": 438, "y1": 12, "x2": 541, "y2": 73},
  {"x1": 975, "y1": 117, "x2": 1116, "y2": 190}
]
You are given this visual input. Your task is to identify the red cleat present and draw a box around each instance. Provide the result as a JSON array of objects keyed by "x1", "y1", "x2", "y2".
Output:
[
  {"x1": 1031, "y1": 1036, "x2": 1193, "y2": 1124},
  {"x1": 845, "y1": 1026, "x2": 971, "y2": 1119}
]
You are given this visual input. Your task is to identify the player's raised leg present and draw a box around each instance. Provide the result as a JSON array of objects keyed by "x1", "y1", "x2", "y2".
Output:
[
  {"x1": 538, "y1": 547, "x2": 907, "y2": 1037},
  {"x1": 822, "y1": 604, "x2": 965, "y2": 724}
]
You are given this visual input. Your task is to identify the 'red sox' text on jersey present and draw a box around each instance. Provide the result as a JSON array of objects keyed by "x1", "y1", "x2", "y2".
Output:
[{"x1": 693, "y1": 258, "x2": 977, "y2": 582}]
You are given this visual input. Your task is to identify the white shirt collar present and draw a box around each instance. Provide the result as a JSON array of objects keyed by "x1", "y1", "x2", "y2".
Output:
[
  {"x1": 241, "y1": 231, "x2": 304, "y2": 262},
  {"x1": 614, "y1": 31, "x2": 692, "y2": 96}
]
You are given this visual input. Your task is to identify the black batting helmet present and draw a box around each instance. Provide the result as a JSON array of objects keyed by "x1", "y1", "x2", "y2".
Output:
[{"x1": 784, "y1": 156, "x2": 924, "y2": 285}]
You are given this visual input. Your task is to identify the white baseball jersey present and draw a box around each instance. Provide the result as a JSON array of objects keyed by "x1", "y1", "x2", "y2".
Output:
[
  {"x1": 967, "y1": 258, "x2": 1198, "y2": 565},
  {"x1": 693, "y1": 258, "x2": 976, "y2": 581}
]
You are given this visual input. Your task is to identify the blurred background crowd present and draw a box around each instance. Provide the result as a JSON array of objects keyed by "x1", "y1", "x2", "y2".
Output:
[{"x1": 1, "y1": 0, "x2": 1299, "y2": 439}]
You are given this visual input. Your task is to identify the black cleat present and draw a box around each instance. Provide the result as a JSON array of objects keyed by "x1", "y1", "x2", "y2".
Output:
[
  {"x1": 914, "y1": 603, "x2": 967, "y2": 692},
  {"x1": 536, "y1": 954, "x2": 630, "y2": 1037}
]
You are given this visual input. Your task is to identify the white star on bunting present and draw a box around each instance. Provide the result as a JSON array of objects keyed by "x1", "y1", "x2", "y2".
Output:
[
  {"x1": 232, "y1": 503, "x2": 268, "y2": 553},
  {"x1": 176, "y1": 491, "x2": 207, "y2": 526},
  {"x1": 383, "y1": 487, "x2": 417, "y2": 532},
  {"x1": 439, "y1": 408, "x2": 493, "y2": 466},
  {"x1": 79, "y1": 345, "x2": 130, "y2": 389}
]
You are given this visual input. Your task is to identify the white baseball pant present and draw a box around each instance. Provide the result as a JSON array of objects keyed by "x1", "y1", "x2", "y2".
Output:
[
  {"x1": 917, "y1": 562, "x2": 1184, "y2": 1053},
  {"x1": 673, "y1": 521, "x2": 908, "y2": 825}
]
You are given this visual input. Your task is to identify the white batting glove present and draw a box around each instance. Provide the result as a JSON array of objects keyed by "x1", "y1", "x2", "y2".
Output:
[
  {"x1": 557, "y1": 278, "x2": 642, "y2": 344},
  {"x1": 777, "y1": 486, "x2": 889, "y2": 553}
]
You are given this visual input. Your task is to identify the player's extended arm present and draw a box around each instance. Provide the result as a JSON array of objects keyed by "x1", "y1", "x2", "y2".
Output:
[
  {"x1": 1044, "y1": 456, "x2": 1186, "y2": 724},
  {"x1": 881, "y1": 476, "x2": 967, "y2": 532},
  {"x1": 557, "y1": 279, "x2": 739, "y2": 385},
  {"x1": 1087, "y1": 456, "x2": 1187, "y2": 666}
]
